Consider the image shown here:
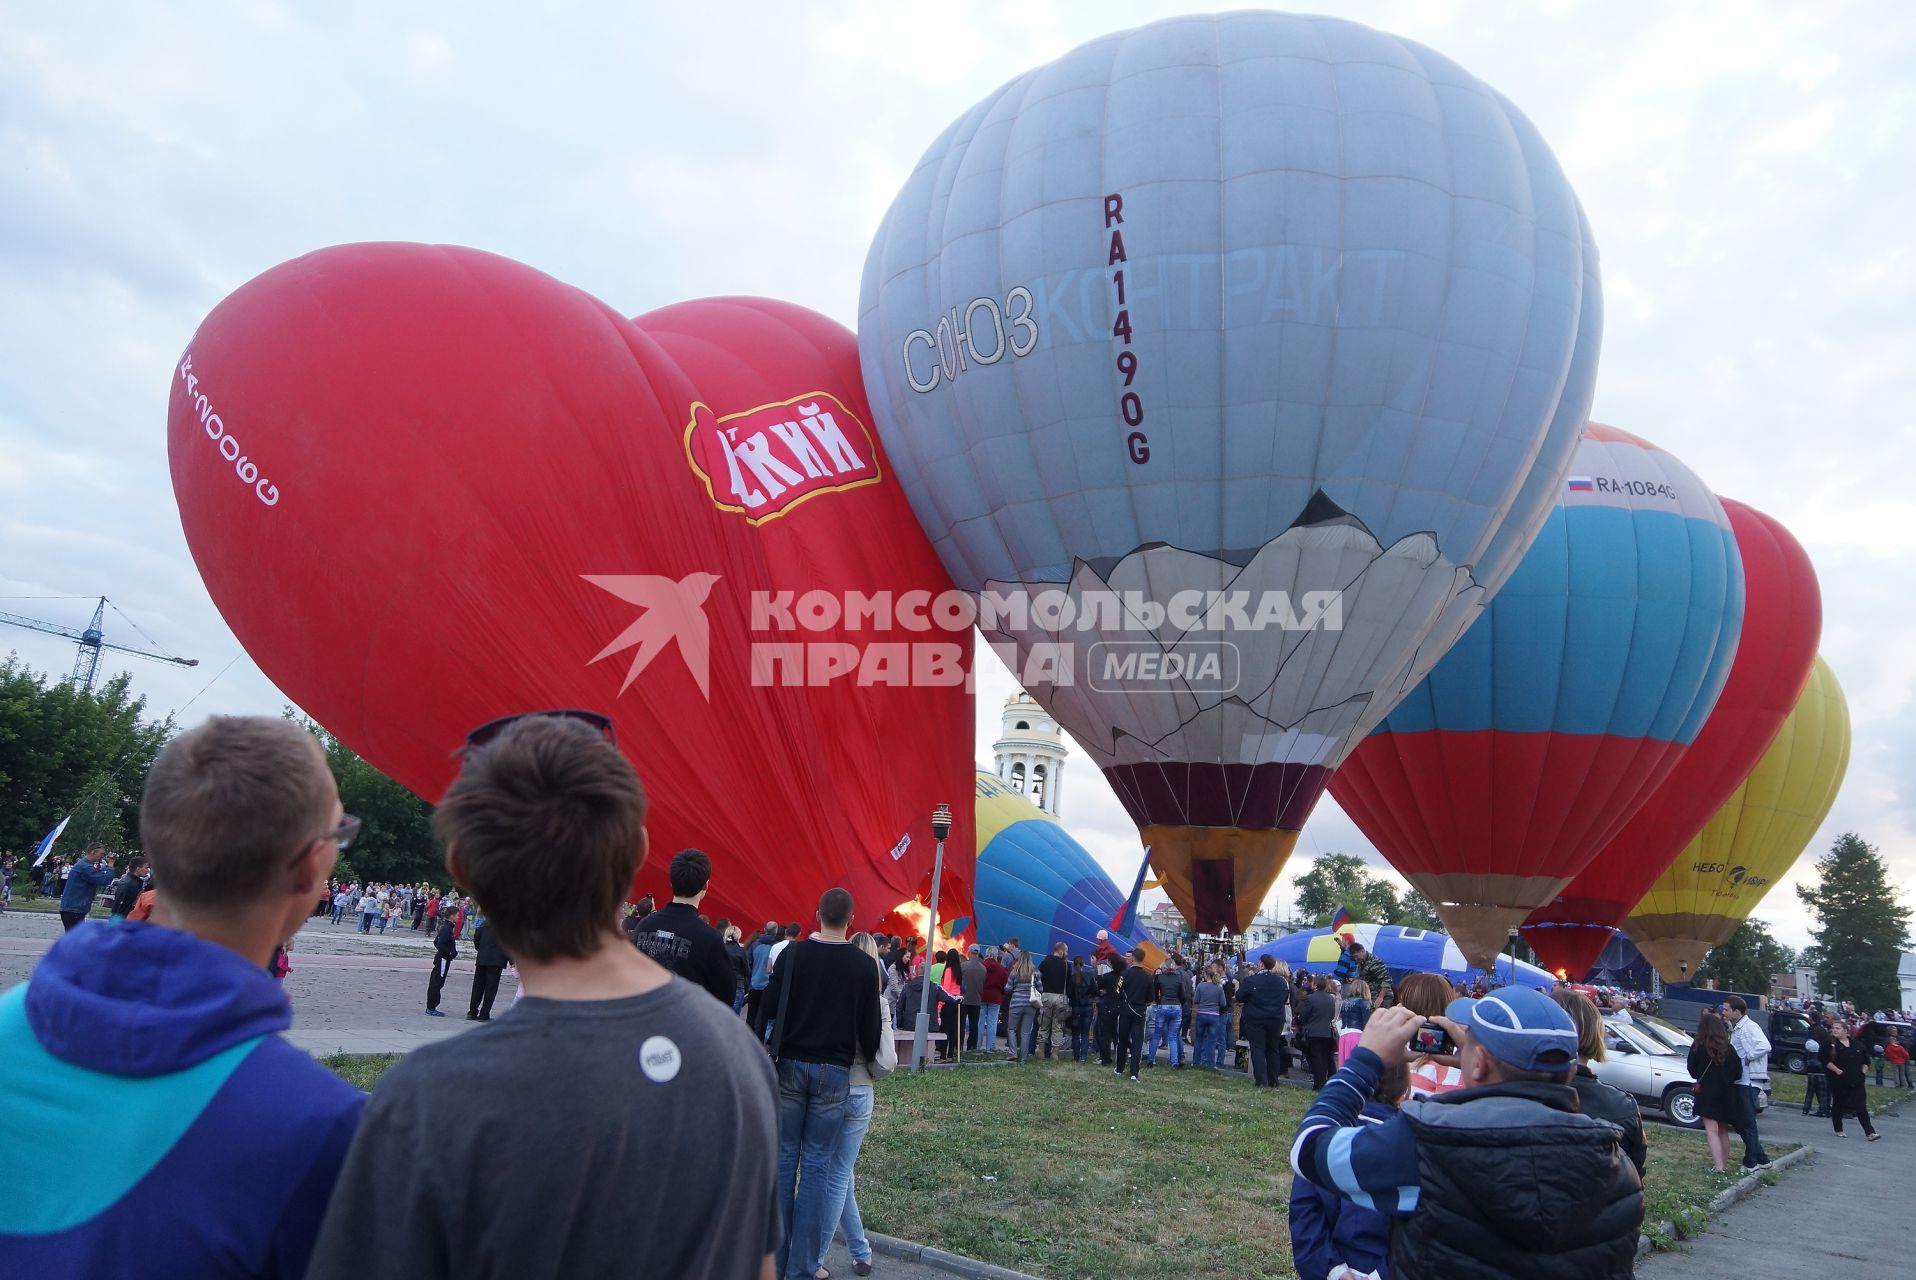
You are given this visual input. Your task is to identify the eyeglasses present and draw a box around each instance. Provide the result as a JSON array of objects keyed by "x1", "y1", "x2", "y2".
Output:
[
  {"x1": 459, "y1": 709, "x2": 617, "y2": 755},
  {"x1": 290, "y1": 815, "x2": 360, "y2": 868}
]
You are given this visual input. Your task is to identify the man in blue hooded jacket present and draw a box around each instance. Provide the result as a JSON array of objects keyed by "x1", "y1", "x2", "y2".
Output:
[
  {"x1": 0, "y1": 715, "x2": 365, "y2": 1278},
  {"x1": 58, "y1": 841, "x2": 116, "y2": 929}
]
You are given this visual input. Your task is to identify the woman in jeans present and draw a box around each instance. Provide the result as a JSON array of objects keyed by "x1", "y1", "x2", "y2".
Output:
[
  {"x1": 1006, "y1": 953, "x2": 1038, "y2": 1064},
  {"x1": 1336, "y1": 978, "x2": 1372, "y2": 1066},
  {"x1": 806, "y1": 932, "x2": 896, "y2": 1279},
  {"x1": 1191, "y1": 964, "x2": 1226, "y2": 1069}
]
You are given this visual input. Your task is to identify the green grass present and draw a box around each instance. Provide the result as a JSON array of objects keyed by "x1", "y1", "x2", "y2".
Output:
[
  {"x1": 1638, "y1": 1125, "x2": 1797, "y2": 1238},
  {"x1": 321, "y1": 1053, "x2": 401, "y2": 1091},
  {"x1": 1765, "y1": 1070, "x2": 1915, "y2": 1111},
  {"x1": 322, "y1": 1054, "x2": 1794, "y2": 1277}
]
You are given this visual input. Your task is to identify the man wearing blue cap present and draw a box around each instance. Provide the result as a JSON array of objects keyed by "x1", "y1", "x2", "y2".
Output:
[{"x1": 1291, "y1": 987, "x2": 1643, "y2": 1279}]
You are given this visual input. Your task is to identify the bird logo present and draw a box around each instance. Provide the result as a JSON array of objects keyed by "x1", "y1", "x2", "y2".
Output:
[{"x1": 582, "y1": 573, "x2": 721, "y2": 699}]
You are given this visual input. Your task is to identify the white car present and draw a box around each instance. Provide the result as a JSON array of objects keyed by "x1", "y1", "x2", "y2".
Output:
[{"x1": 1592, "y1": 1019, "x2": 1705, "y2": 1128}]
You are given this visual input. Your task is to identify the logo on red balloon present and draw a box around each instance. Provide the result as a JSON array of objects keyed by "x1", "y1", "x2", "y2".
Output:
[{"x1": 683, "y1": 391, "x2": 881, "y2": 524}]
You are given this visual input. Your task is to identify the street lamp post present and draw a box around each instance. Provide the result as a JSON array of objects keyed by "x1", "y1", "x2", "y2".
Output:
[{"x1": 911, "y1": 803, "x2": 953, "y2": 1071}]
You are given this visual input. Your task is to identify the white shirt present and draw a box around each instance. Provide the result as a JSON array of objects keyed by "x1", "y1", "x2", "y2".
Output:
[
  {"x1": 1729, "y1": 1015, "x2": 1771, "y2": 1081},
  {"x1": 359, "y1": 893, "x2": 378, "y2": 912},
  {"x1": 768, "y1": 938, "x2": 792, "y2": 967}
]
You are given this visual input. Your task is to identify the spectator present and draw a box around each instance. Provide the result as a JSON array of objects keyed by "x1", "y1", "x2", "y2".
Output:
[
  {"x1": 1822, "y1": 1021, "x2": 1880, "y2": 1139},
  {"x1": 357, "y1": 886, "x2": 379, "y2": 933},
  {"x1": 1801, "y1": 1016, "x2": 1831, "y2": 1117},
  {"x1": 1147, "y1": 954, "x2": 1187, "y2": 1068},
  {"x1": 308, "y1": 712, "x2": 778, "y2": 1277},
  {"x1": 58, "y1": 842, "x2": 115, "y2": 931},
  {"x1": 1237, "y1": 954, "x2": 1291, "y2": 1087},
  {"x1": 108, "y1": 854, "x2": 150, "y2": 923},
  {"x1": 1687, "y1": 1011, "x2": 1743, "y2": 1172},
  {"x1": 1337, "y1": 978, "x2": 1373, "y2": 1067},
  {"x1": 1191, "y1": 963, "x2": 1226, "y2": 1069},
  {"x1": 899, "y1": 956, "x2": 958, "y2": 1062},
  {"x1": 1113, "y1": 947, "x2": 1154, "y2": 1082},
  {"x1": 1554, "y1": 989, "x2": 1647, "y2": 1181},
  {"x1": 979, "y1": 946, "x2": 1008, "y2": 1053},
  {"x1": 806, "y1": 931, "x2": 896, "y2": 1280},
  {"x1": 1293, "y1": 993, "x2": 1643, "y2": 1278},
  {"x1": 1718, "y1": 995, "x2": 1772, "y2": 1171},
  {"x1": 2, "y1": 715, "x2": 364, "y2": 1277},
  {"x1": 765, "y1": 888, "x2": 881, "y2": 1280},
  {"x1": 1300, "y1": 975, "x2": 1340, "y2": 1090},
  {"x1": 1036, "y1": 942, "x2": 1072, "y2": 1059},
  {"x1": 960, "y1": 944, "x2": 987, "y2": 1051},
  {"x1": 1397, "y1": 973, "x2": 1464, "y2": 1099},
  {"x1": 467, "y1": 914, "x2": 510, "y2": 1021},
  {"x1": 630, "y1": 849, "x2": 737, "y2": 1006},
  {"x1": 1288, "y1": 1057, "x2": 1403, "y2": 1280},
  {"x1": 1886, "y1": 1032, "x2": 1912, "y2": 1090},
  {"x1": 1070, "y1": 955, "x2": 1098, "y2": 1063},
  {"x1": 1006, "y1": 951, "x2": 1038, "y2": 1065},
  {"x1": 425, "y1": 901, "x2": 457, "y2": 1017},
  {"x1": 747, "y1": 921, "x2": 780, "y2": 1039}
]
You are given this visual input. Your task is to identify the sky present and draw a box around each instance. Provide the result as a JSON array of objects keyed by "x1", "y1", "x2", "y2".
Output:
[{"x1": 2, "y1": 1, "x2": 1911, "y2": 953}]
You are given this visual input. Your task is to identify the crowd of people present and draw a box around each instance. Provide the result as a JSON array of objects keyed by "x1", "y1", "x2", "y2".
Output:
[{"x1": 1, "y1": 708, "x2": 1907, "y2": 1280}]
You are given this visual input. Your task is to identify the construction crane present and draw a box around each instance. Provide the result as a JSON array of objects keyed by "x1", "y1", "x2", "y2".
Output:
[{"x1": 0, "y1": 596, "x2": 200, "y2": 691}]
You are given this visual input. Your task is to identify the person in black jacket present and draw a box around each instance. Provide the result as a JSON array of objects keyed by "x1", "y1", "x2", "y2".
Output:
[
  {"x1": 1236, "y1": 954, "x2": 1291, "y2": 1087},
  {"x1": 425, "y1": 910, "x2": 457, "y2": 1016},
  {"x1": 1823, "y1": 1020, "x2": 1879, "y2": 1138},
  {"x1": 1113, "y1": 947, "x2": 1155, "y2": 1081},
  {"x1": 629, "y1": 849, "x2": 736, "y2": 1005},
  {"x1": 467, "y1": 918, "x2": 510, "y2": 1020},
  {"x1": 108, "y1": 855, "x2": 149, "y2": 921},
  {"x1": 1095, "y1": 956, "x2": 1125, "y2": 1066},
  {"x1": 1294, "y1": 992, "x2": 1644, "y2": 1280},
  {"x1": 1300, "y1": 975, "x2": 1340, "y2": 1089},
  {"x1": 1553, "y1": 988, "x2": 1647, "y2": 1181}
]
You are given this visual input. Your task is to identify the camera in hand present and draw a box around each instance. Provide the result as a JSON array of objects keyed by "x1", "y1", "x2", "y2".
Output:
[{"x1": 1410, "y1": 1020, "x2": 1455, "y2": 1056}]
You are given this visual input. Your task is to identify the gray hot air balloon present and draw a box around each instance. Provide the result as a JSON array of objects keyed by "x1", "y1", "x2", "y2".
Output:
[{"x1": 859, "y1": 12, "x2": 1602, "y2": 933}]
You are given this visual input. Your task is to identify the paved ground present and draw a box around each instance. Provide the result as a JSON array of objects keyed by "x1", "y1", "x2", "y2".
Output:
[
  {"x1": 0, "y1": 906, "x2": 512, "y2": 1055},
  {"x1": 1638, "y1": 1094, "x2": 1912, "y2": 1275}
]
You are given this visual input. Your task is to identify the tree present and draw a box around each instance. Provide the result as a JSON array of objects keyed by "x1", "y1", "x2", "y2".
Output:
[
  {"x1": 1294, "y1": 853, "x2": 1426, "y2": 927},
  {"x1": 1696, "y1": 919, "x2": 1796, "y2": 995},
  {"x1": 289, "y1": 715, "x2": 445, "y2": 887},
  {"x1": 1796, "y1": 832, "x2": 1912, "y2": 1011},
  {"x1": 0, "y1": 659, "x2": 170, "y2": 856},
  {"x1": 66, "y1": 768, "x2": 129, "y2": 854},
  {"x1": 1397, "y1": 888, "x2": 1441, "y2": 931}
]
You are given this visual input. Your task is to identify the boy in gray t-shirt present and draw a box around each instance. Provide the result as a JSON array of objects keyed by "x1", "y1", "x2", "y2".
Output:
[{"x1": 307, "y1": 714, "x2": 779, "y2": 1279}]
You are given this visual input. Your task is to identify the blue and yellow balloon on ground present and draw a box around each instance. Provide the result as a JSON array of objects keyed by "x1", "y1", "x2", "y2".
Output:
[{"x1": 974, "y1": 770, "x2": 1143, "y2": 960}]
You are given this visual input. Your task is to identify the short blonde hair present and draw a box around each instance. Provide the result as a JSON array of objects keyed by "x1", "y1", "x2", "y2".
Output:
[{"x1": 1344, "y1": 979, "x2": 1371, "y2": 1001}]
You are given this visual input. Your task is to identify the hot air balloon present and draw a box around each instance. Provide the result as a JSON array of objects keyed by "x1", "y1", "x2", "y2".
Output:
[
  {"x1": 1521, "y1": 499, "x2": 1821, "y2": 977},
  {"x1": 974, "y1": 769, "x2": 1147, "y2": 957},
  {"x1": 860, "y1": 12, "x2": 1602, "y2": 934},
  {"x1": 168, "y1": 245, "x2": 975, "y2": 934},
  {"x1": 1626, "y1": 655, "x2": 1849, "y2": 981},
  {"x1": 1247, "y1": 924, "x2": 1559, "y2": 991},
  {"x1": 1330, "y1": 425, "x2": 1743, "y2": 967}
]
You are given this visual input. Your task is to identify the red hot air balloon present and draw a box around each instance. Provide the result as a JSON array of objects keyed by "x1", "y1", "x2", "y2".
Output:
[
  {"x1": 1520, "y1": 498, "x2": 1821, "y2": 978},
  {"x1": 167, "y1": 244, "x2": 974, "y2": 934}
]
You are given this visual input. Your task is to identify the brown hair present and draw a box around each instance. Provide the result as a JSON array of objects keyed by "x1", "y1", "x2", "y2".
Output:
[
  {"x1": 434, "y1": 716, "x2": 647, "y2": 961},
  {"x1": 140, "y1": 716, "x2": 335, "y2": 912},
  {"x1": 1695, "y1": 1010, "x2": 1732, "y2": 1065},
  {"x1": 1551, "y1": 988, "x2": 1606, "y2": 1062},
  {"x1": 1394, "y1": 972, "x2": 1456, "y2": 1018}
]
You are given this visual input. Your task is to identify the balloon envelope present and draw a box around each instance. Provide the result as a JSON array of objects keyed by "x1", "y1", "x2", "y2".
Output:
[
  {"x1": 1627, "y1": 654, "x2": 1849, "y2": 980},
  {"x1": 1522, "y1": 499, "x2": 1821, "y2": 977},
  {"x1": 973, "y1": 769, "x2": 1146, "y2": 957},
  {"x1": 861, "y1": 12, "x2": 1602, "y2": 933},
  {"x1": 169, "y1": 245, "x2": 975, "y2": 933},
  {"x1": 1331, "y1": 424, "x2": 1743, "y2": 966},
  {"x1": 1247, "y1": 923, "x2": 1558, "y2": 990}
]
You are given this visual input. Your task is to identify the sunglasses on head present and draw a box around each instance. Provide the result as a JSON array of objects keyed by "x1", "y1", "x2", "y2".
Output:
[{"x1": 459, "y1": 709, "x2": 617, "y2": 755}]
